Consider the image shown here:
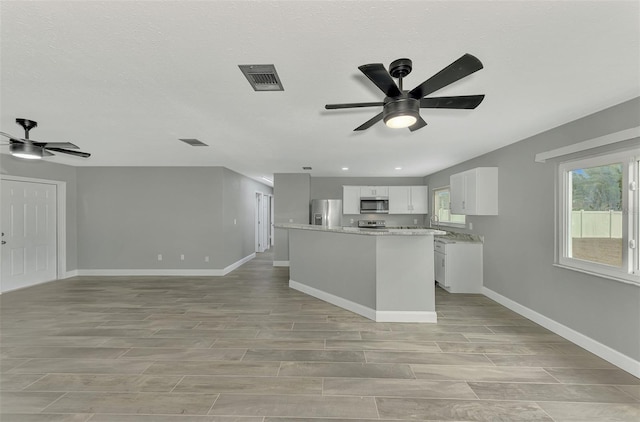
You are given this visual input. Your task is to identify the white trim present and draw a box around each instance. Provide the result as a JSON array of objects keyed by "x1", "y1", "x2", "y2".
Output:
[
  {"x1": 273, "y1": 260, "x2": 290, "y2": 267},
  {"x1": 0, "y1": 175, "x2": 67, "y2": 281},
  {"x1": 64, "y1": 270, "x2": 79, "y2": 279},
  {"x1": 375, "y1": 311, "x2": 437, "y2": 323},
  {"x1": 535, "y1": 126, "x2": 640, "y2": 163},
  {"x1": 290, "y1": 279, "x2": 437, "y2": 323},
  {"x1": 76, "y1": 253, "x2": 255, "y2": 277},
  {"x1": 482, "y1": 286, "x2": 640, "y2": 378}
]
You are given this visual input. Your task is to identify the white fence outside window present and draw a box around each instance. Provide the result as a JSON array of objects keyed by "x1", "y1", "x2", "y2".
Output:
[{"x1": 571, "y1": 210, "x2": 622, "y2": 239}]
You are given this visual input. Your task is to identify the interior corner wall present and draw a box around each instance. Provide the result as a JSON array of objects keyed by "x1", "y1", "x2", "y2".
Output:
[
  {"x1": 424, "y1": 97, "x2": 640, "y2": 363},
  {"x1": 273, "y1": 173, "x2": 310, "y2": 262},
  {"x1": 1, "y1": 154, "x2": 79, "y2": 272},
  {"x1": 221, "y1": 167, "x2": 273, "y2": 266}
]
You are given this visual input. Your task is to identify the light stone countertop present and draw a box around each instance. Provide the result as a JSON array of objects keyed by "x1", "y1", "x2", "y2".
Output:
[{"x1": 276, "y1": 223, "x2": 446, "y2": 236}]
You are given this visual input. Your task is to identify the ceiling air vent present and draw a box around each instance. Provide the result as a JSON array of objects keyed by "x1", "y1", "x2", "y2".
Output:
[
  {"x1": 179, "y1": 138, "x2": 208, "y2": 147},
  {"x1": 239, "y1": 64, "x2": 284, "y2": 91}
]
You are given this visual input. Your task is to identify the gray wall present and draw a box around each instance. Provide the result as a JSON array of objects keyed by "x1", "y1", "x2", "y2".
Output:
[
  {"x1": 1, "y1": 158, "x2": 271, "y2": 273},
  {"x1": 273, "y1": 173, "x2": 310, "y2": 262},
  {"x1": 424, "y1": 97, "x2": 640, "y2": 361},
  {"x1": 1, "y1": 155, "x2": 79, "y2": 271},
  {"x1": 76, "y1": 166, "x2": 271, "y2": 270}
]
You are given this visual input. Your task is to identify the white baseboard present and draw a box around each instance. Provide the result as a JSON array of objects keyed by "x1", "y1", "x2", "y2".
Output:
[
  {"x1": 290, "y1": 279, "x2": 436, "y2": 323},
  {"x1": 76, "y1": 254, "x2": 255, "y2": 277},
  {"x1": 482, "y1": 286, "x2": 640, "y2": 378},
  {"x1": 63, "y1": 270, "x2": 79, "y2": 279},
  {"x1": 376, "y1": 311, "x2": 437, "y2": 323},
  {"x1": 273, "y1": 260, "x2": 290, "y2": 267}
]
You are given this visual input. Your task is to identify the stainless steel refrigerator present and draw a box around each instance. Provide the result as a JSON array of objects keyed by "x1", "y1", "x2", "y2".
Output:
[{"x1": 310, "y1": 199, "x2": 342, "y2": 227}]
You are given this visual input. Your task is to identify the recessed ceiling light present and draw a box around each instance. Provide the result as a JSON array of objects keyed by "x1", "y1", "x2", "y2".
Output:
[
  {"x1": 341, "y1": 167, "x2": 349, "y2": 171},
  {"x1": 395, "y1": 167, "x2": 403, "y2": 170}
]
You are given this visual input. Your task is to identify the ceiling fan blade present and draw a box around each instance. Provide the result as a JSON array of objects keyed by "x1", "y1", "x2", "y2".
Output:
[
  {"x1": 358, "y1": 63, "x2": 402, "y2": 98},
  {"x1": 325, "y1": 102, "x2": 384, "y2": 109},
  {"x1": 354, "y1": 112, "x2": 384, "y2": 131},
  {"x1": 409, "y1": 53, "x2": 484, "y2": 100},
  {"x1": 45, "y1": 147, "x2": 91, "y2": 158},
  {"x1": 408, "y1": 116, "x2": 428, "y2": 132},
  {"x1": 0, "y1": 131, "x2": 21, "y2": 141},
  {"x1": 33, "y1": 142, "x2": 79, "y2": 149},
  {"x1": 420, "y1": 94, "x2": 485, "y2": 109}
]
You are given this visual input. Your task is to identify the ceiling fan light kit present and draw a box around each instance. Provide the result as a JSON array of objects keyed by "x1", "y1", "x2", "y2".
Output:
[
  {"x1": 384, "y1": 98, "x2": 419, "y2": 128},
  {"x1": 10, "y1": 142, "x2": 44, "y2": 160},
  {"x1": 325, "y1": 53, "x2": 485, "y2": 132}
]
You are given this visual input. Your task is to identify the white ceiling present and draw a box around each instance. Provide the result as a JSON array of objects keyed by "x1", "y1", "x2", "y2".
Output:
[{"x1": 1, "y1": 1, "x2": 639, "y2": 186}]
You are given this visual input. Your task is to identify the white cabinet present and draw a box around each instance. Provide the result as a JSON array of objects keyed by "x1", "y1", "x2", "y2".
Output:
[
  {"x1": 450, "y1": 167, "x2": 498, "y2": 215},
  {"x1": 389, "y1": 186, "x2": 428, "y2": 214},
  {"x1": 342, "y1": 186, "x2": 361, "y2": 214},
  {"x1": 434, "y1": 239, "x2": 483, "y2": 293},
  {"x1": 360, "y1": 186, "x2": 388, "y2": 198}
]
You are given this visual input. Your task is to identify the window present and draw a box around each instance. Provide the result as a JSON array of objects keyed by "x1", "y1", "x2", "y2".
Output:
[
  {"x1": 433, "y1": 186, "x2": 466, "y2": 226},
  {"x1": 558, "y1": 148, "x2": 639, "y2": 285}
]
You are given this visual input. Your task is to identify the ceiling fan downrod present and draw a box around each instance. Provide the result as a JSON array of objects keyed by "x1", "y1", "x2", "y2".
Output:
[{"x1": 16, "y1": 118, "x2": 38, "y2": 140}]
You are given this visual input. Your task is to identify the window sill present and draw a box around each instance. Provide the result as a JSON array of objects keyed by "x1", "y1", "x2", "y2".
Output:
[{"x1": 553, "y1": 263, "x2": 640, "y2": 287}]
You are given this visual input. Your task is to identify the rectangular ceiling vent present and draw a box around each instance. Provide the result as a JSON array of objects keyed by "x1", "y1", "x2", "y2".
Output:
[
  {"x1": 239, "y1": 64, "x2": 284, "y2": 91},
  {"x1": 179, "y1": 138, "x2": 208, "y2": 147}
]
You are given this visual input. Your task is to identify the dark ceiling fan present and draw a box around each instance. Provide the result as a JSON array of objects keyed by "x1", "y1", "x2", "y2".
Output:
[
  {"x1": 325, "y1": 53, "x2": 485, "y2": 132},
  {"x1": 1, "y1": 118, "x2": 91, "y2": 159}
]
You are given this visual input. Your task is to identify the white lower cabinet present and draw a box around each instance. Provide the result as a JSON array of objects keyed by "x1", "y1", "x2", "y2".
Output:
[{"x1": 434, "y1": 239, "x2": 483, "y2": 293}]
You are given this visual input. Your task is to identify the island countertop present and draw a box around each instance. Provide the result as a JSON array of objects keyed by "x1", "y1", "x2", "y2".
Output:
[{"x1": 276, "y1": 223, "x2": 446, "y2": 236}]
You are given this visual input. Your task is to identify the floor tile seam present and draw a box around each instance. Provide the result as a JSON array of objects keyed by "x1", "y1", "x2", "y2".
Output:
[
  {"x1": 168, "y1": 375, "x2": 186, "y2": 393},
  {"x1": 612, "y1": 384, "x2": 640, "y2": 401},
  {"x1": 38, "y1": 390, "x2": 69, "y2": 413}
]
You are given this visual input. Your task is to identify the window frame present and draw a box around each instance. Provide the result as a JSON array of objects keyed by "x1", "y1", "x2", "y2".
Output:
[
  {"x1": 432, "y1": 185, "x2": 466, "y2": 228},
  {"x1": 557, "y1": 148, "x2": 639, "y2": 286}
]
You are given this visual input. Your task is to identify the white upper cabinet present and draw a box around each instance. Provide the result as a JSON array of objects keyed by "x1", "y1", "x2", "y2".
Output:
[
  {"x1": 388, "y1": 186, "x2": 428, "y2": 214},
  {"x1": 342, "y1": 186, "x2": 361, "y2": 214},
  {"x1": 360, "y1": 186, "x2": 389, "y2": 198},
  {"x1": 450, "y1": 167, "x2": 498, "y2": 215}
]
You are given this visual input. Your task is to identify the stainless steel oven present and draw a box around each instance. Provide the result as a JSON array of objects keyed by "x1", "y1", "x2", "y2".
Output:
[{"x1": 360, "y1": 198, "x2": 389, "y2": 214}]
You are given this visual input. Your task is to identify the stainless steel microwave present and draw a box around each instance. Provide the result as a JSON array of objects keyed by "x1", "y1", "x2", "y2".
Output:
[{"x1": 360, "y1": 198, "x2": 389, "y2": 214}]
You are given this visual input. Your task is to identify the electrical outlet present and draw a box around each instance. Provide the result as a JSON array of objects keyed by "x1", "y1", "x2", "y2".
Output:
[
  {"x1": 180, "y1": 254, "x2": 185, "y2": 261},
  {"x1": 157, "y1": 254, "x2": 162, "y2": 261},
  {"x1": 469, "y1": 222, "x2": 473, "y2": 230},
  {"x1": 205, "y1": 256, "x2": 209, "y2": 262},
  {"x1": 350, "y1": 218, "x2": 354, "y2": 224},
  {"x1": 234, "y1": 219, "x2": 237, "y2": 225},
  {"x1": 289, "y1": 218, "x2": 293, "y2": 223},
  {"x1": 413, "y1": 219, "x2": 418, "y2": 225}
]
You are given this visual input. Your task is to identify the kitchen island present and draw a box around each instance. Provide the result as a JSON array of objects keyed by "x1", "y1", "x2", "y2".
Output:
[{"x1": 277, "y1": 223, "x2": 446, "y2": 323}]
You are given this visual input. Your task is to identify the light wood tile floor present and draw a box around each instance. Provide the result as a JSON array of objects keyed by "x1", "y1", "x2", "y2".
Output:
[{"x1": 1, "y1": 250, "x2": 638, "y2": 421}]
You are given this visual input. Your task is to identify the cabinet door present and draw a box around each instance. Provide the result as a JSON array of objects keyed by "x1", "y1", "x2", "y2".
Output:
[
  {"x1": 410, "y1": 186, "x2": 429, "y2": 214},
  {"x1": 343, "y1": 186, "x2": 360, "y2": 214},
  {"x1": 360, "y1": 186, "x2": 388, "y2": 197},
  {"x1": 450, "y1": 172, "x2": 466, "y2": 214},
  {"x1": 388, "y1": 186, "x2": 410, "y2": 214}
]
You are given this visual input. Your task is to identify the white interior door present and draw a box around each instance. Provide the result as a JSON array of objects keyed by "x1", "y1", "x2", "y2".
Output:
[{"x1": 1, "y1": 179, "x2": 57, "y2": 292}]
